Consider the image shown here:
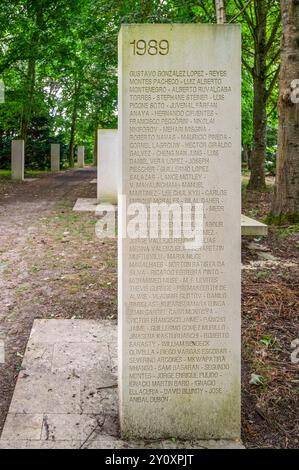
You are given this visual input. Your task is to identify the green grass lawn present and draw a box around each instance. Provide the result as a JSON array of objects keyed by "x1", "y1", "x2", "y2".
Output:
[
  {"x1": 0, "y1": 169, "x2": 50, "y2": 179},
  {"x1": 0, "y1": 170, "x2": 11, "y2": 178}
]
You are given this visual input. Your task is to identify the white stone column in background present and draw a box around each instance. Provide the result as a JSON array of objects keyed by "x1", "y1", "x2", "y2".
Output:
[
  {"x1": 97, "y1": 130, "x2": 118, "y2": 204},
  {"x1": 11, "y1": 140, "x2": 24, "y2": 181},
  {"x1": 51, "y1": 144, "x2": 60, "y2": 172},
  {"x1": 78, "y1": 146, "x2": 85, "y2": 168}
]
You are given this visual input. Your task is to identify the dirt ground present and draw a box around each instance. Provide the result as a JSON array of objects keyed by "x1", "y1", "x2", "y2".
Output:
[
  {"x1": 0, "y1": 169, "x2": 298, "y2": 448},
  {"x1": 241, "y1": 187, "x2": 299, "y2": 448}
]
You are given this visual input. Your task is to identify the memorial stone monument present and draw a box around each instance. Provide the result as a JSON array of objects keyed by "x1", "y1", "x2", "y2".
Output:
[
  {"x1": 97, "y1": 129, "x2": 118, "y2": 204},
  {"x1": 78, "y1": 145, "x2": 85, "y2": 168},
  {"x1": 11, "y1": 140, "x2": 24, "y2": 181},
  {"x1": 118, "y1": 24, "x2": 241, "y2": 440},
  {"x1": 51, "y1": 144, "x2": 60, "y2": 172}
]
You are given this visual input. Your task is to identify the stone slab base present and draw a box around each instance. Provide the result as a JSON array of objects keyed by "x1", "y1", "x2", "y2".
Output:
[
  {"x1": 241, "y1": 214, "x2": 267, "y2": 236},
  {"x1": 72, "y1": 202, "x2": 266, "y2": 237},
  {"x1": 0, "y1": 319, "x2": 244, "y2": 449},
  {"x1": 73, "y1": 198, "x2": 98, "y2": 211},
  {"x1": 73, "y1": 198, "x2": 117, "y2": 214}
]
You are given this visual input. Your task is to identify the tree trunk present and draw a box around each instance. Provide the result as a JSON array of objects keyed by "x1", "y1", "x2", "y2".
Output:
[
  {"x1": 248, "y1": 76, "x2": 267, "y2": 190},
  {"x1": 93, "y1": 127, "x2": 98, "y2": 166},
  {"x1": 20, "y1": 56, "x2": 36, "y2": 142},
  {"x1": 19, "y1": 4, "x2": 42, "y2": 143},
  {"x1": 69, "y1": 115, "x2": 76, "y2": 168},
  {"x1": 248, "y1": 145, "x2": 252, "y2": 170},
  {"x1": 68, "y1": 81, "x2": 81, "y2": 167},
  {"x1": 272, "y1": 0, "x2": 299, "y2": 220},
  {"x1": 248, "y1": 0, "x2": 267, "y2": 191},
  {"x1": 242, "y1": 143, "x2": 252, "y2": 169},
  {"x1": 215, "y1": 0, "x2": 226, "y2": 23}
]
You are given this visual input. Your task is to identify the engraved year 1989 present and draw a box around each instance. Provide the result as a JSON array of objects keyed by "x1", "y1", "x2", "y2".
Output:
[{"x1": 130, "y1": 39, "x2": 169, "y2": 55}]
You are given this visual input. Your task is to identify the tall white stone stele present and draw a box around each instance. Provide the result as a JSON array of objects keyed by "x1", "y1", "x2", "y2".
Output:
[
  {"x1": 11, "y1": 140, "x2": 24, "y2": 181},
  {"x1": 97, "y1": 129, "x2": 118, "y2": 204},
  {"x1": 118, "y1": 24, "x2": 241, "y2": 440},
  {"x1": 78, "y1": 145, "x2": 85, "y2": 168},
  {"x1": 51, "y1": 144, "x2": 60, "y2": 172}
]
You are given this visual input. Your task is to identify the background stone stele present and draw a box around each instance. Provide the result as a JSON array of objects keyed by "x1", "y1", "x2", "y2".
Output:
[
  {"x1": 77, "y1": 146, "x2": 85, "y2": 168},
  {"x1": 51, "y1": 144, "x2": 60, "y2": 172},
  {"x1": 11, "y1": 140, "x2": 24, "y2": 181},
  {"x1": 118, "y1": 24, "x2": 241, "y2": 439},
  {"x1": 97, "y1": 129, "x2": 118, "y2": 204}
]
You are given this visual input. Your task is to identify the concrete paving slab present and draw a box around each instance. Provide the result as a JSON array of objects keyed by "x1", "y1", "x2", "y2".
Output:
[
  {"x1": 21, "y1": 343, "x2": 54, "y2": 372},
  {"x1": 9, "y1": 371, "x2": 81, "y2": 414},
  {"x1": 73, "y1": 198, "x2": 98, "y2": 212},
  {"x1": 80, "y1": 369, "x2": 118, "y2": 415},
  {"x1": 1, "y1": 414, "x2": 43, "y2": 440},
  {"x1": 72, "y1": 198, "x2": 117, "y2": 214},
  {"x1": 41, "y1": 414, "x2": 97, "y2": 442},
  {"x1": 52, "y1": 342, "x2": 110, "y2": 374},
  {"x1": 30, "y1": 319, "x2": 81, "y2": 343},
  {"x1": 80, "y1": 319, "x2": 117, "y2": 346}
]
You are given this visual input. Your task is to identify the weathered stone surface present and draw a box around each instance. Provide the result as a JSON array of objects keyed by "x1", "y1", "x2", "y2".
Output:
[
  {"x1": 30, "y1": 319, "x2": 81, "y2": 343},
  {"x1": 118, "y1": 24, "x2": 241, "y2": 439},
  {"x1": 41, "y1": 414, "x2": 97, "y2": 442},
  {"x1": 73, "y1": 198, "x2": 98, "y2": 212},
  {"x1": 52, "y1": 342, "x2": 112, "y2": 374},
  {"x1": 1, "y1": 414, "x2": 43, "y2": 441},
  {"x1": 9, "y1": 371, "x2": 81, "y2": 414},
  {"x1": 21, "y1": 343, "x2": 54, "y2": 372}
]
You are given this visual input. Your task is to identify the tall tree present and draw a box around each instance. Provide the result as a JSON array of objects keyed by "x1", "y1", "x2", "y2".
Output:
[
  {"x1": 272, "y1": 0, "x2": 299, "y2": 221},
  {"x1": 20, "y1": 1, "x2": 44, "y2": 143},
  {"x1": 215, "y1": 0, "x2": 226, "y2": 23},
  {"x1": 236, "y1": 0, "x2": 281, "y2": 191}
]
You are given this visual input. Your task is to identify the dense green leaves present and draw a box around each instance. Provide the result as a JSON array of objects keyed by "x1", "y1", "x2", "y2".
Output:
[{"x1": 0, "y1": 0, "x2": 281, "y2": 171}]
